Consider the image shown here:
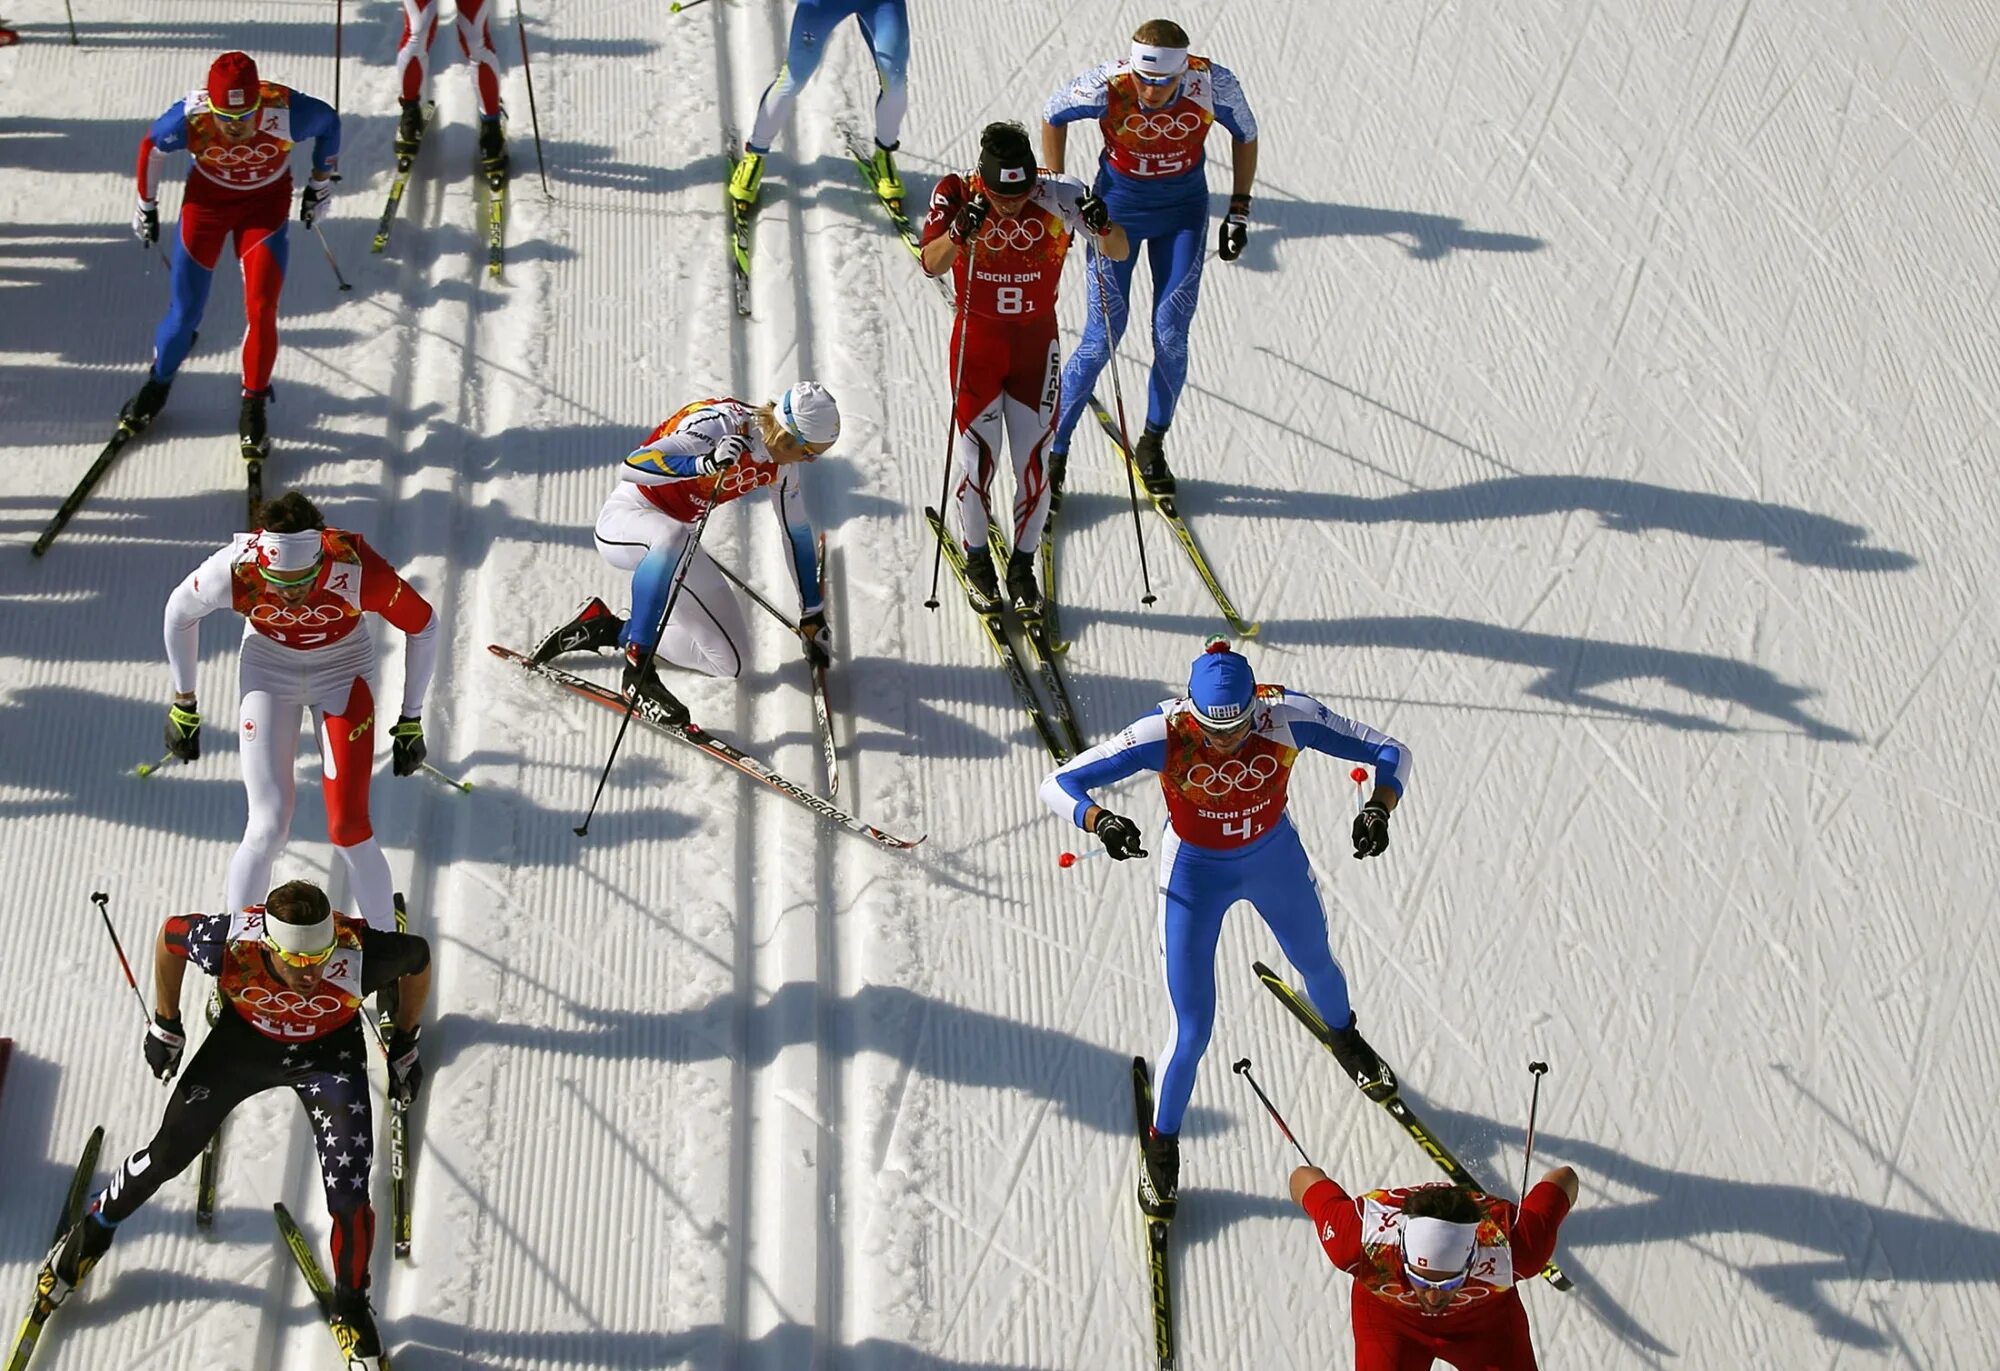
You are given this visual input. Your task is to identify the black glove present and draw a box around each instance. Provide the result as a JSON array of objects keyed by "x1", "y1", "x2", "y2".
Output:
[
  {"x1": 800, "y1": 609, "x2": 833, "y2": 671},
  {"x1": 390, "y1": 715, "x2": 426, "y2": 777},
  {"x1": 299, "y1": 175, "x2": 337, "y2": 228},
  {"x1": 1218, "y1": 194, "x2": 1250, "y2": 262},
  {"x1": 948, "y1": 193, "x2": 991, "y2": 245},
  {"x1": 133, "y1": 198, "x2": 160, "y2": 247},
  {"x1": 1093, "y1": 811, "x2": 1148, "y2": 861},
  {"x1": 165, "y1": 700, "x2": 201, "y2": 761},
  {"x1": 145, "y1": 1013, "x2": 186, "y2": 1081},
  {"x1": 700, "y1": 433, "x2": 751, "y2": 475},
  {"x1": 386, "y1": 1025, "x2": 424, "y2": 1106},
  {"x1": 1078, "y1": 192, "x2": 1111, "y2": 235},
  {"x1": 1351, "y1": 802, "x2": 1391, "y2": 859}
]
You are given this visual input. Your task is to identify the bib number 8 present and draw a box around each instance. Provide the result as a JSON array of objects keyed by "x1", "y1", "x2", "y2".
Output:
[{"x1": 995, "y1": 285, "x2": 1026, "y2": 314}]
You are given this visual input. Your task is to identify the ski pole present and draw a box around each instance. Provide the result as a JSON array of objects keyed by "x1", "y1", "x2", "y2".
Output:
[
  {"x1": 91, "y1": 892, "x2": 153, "y2": 1028},
  {"x1": 1520, "y1": 1060, "x2": 1549, "y2": 1199},
  {"x1": 420, "y1": 760, "x2": 472, "y2": 793},
  {"x1": 311, "y1": 219, "x2": 353, "y2": 292},
  {"x1": 924, "y1": 223, "x2": 975, "y2": 610},
  {"x1": 1096, "y1": 251, "x2": 1155, "y2": 606},
  {"x1": 333, "y1": 0, "x2": 344, "y2": 115},
  {"x1": 668, "y1": 0, "x2": 712, "y2": 12},
  {"x1": 575, "y1": 493, "x2": 719, "y2": 836},
  {"x1": 1055, "y1": 846, "x2": 1104, "y2": 869},
  {"x1": 64, "y1": 0, "x2": 78, "y2": 44},
  {"x1": 1232, "y1": 1058, "x2": 1314, "y2": 1168},
  {"x1": 134, "y1": 750, "x2": 176, "y2": 778},
  {"x1": 515, "y1": 3, "x2": 551, "y2": 198},
  {"x1": 710, "y1": 558, "x2": 803, "y2": 635}
]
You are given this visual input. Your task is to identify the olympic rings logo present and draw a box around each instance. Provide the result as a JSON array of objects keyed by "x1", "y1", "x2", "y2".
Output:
[
  {"x1": 199, "y1": 143, "x2": 282, "y2": 168},
  {"x1": 712, "y1": 461, "x2": 775, "y2": 498},
  {"x1": 1119, "y1": 111, "x2": 1205, "y2": 141},
  {"x1": 978, "y1": 217, "x2": 1047, "y2": 253},
  {"x1": 250, "y1": 601, "x2": 351, "y2": 628},
  {"x1": 1184, "y1": 754, "x2": 1279, "y2": 796},
  {"x1": 238, "y1": 985, "x2": 348, "y2": 1019}
]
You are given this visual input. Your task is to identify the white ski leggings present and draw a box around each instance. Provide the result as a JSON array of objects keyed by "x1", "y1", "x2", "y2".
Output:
[{"x1": 593, "y1": 488, "x2": 749, "y2": 679}]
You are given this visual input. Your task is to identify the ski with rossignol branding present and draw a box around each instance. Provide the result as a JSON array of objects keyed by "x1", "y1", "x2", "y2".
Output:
[{"x1": 1253, "y1": 960, "x2": 1573, "y2": 1291}]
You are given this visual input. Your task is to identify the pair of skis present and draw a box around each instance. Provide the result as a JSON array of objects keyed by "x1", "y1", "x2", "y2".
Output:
[
  {"x1": 374, "y1": 102, "x2": 508, "y2": 277},
  {"x1": 490, "y1": 644, "x2": 922, "y2": 850},
  {"x1": 925, "y1": 508, "x2": 1085, "y2": 762}
]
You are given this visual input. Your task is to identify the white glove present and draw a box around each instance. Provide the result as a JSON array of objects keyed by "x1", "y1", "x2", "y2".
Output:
[
  {"x1": 300, "y1": 176, "x2": 337, "y2": 228},
  {"x1": 699, "y1": 433, "x2": 752, "y2": 475},
  {"x1": 134, "y1": 198, "x2": 160, "y2": 247}
]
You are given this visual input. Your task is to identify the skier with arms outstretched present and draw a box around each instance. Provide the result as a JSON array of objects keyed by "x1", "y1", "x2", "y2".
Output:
[{"x1": 1041, "y1": 638, "x2": 1408, "y2": 1213}]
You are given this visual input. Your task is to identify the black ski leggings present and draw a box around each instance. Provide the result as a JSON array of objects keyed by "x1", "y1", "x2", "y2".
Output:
[{"x1": 92, "y1": 1003, "x2": 379, "y2": 1288}]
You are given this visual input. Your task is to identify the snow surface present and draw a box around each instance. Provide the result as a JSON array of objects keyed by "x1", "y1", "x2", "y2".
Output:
[{"x1": 5, "y1": 0, "x2": 2000, "y2": 1366}]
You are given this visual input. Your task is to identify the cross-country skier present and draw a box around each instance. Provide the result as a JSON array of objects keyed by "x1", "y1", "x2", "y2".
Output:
[
  {"x1": 1040, "y1": 638, "x2": 1408, "y2": 1212},
  {"x1": 393, "y1": 0, "x2": 508, "y2": 181},
  {"x1": 1289, "y1": 1165, "x2": 1579, "y2": 1369},
  {"x1": 729, "y1": 0, "x2": 911, "y2": 207},
  {"x1": 530, "y1": 384, "x2": 842, "y2": 729},
  {"x1": 1041, "y1": 18, "x2": 1259, "y2": 497},
  {"x1": 38, "y1": 879, "x2": 431, "y2": 1371},
  {"x1": 161, "y1": 491, "x2": 438, "y2": 933},
  {"x1": 918, "y1": 120, "x2": 1128, "y2": 615},
  {"x1": 122, "y1": 51, "x2": 341, "y2": 463}
]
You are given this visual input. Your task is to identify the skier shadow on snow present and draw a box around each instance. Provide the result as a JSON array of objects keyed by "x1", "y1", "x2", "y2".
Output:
[
  {"x1": 1071, "y1": 607, "x2": 1856, "y2": 742},
  {"x1": 390, "y1": 1319, "x2": 1050, "y2": 1370},
  {"x1": 426, "y1": 986, "x2": 1228, "y2": 1141},
  {"x1": 1237, "y1": 194, "x2": 1544, "y2": 265}
]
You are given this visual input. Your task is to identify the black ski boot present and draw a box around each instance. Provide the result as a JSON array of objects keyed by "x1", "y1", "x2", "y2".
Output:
[
  {"x1": 327, "y1": 1284, "x2": 386, "y2": 1371},
  {"x1": 1006, "y1": 548, "x2": 1044, "y2": 620},
  {"x1": 119, "y1": 373, "x2": 173, "y2": 433},
  {"x1": 622, "y1": 646, "x2": 691, "y2": 730},
  {"x1": 478, "y1": 115, "x2": 509, "y2": 187},
  {"x1": 1047, "y1": 448, "x2": 1069, "y2": 513},
  {"x1": 1139, "y1": 1127, "x2": 1179, "y2": 1219},
  {"x1": 394, "y1": 98, "x2": 426, "y2": 164},
  {"x1": 41, "y1": 1209, "x2": 114, "y2": 1308},
  {"x1": 1133, "y1": 429, "x2": 1175, "y2": 498},
  {"x1": 962, "y1": 547, "x2": 1002, "y2": 613},
  {"x1": 239, "y1": 389, "x2": 270, "y2": 462},
  {"x1": 532, "y1": 596, "x2": 625, "y2": 664},
  {"x1": 1326, "y1": 1014, "x2": 1397, "y2": 1100}
]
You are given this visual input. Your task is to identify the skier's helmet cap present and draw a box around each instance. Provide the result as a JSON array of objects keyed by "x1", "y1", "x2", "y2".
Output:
[
  {"x1": 207, "y1": 51, "x2": 263, "y2": 120},
  {"x1": 1188, "y1": 636, "x2": 1255, "y2": 732},
  {"x1": 253, "y1": 529, "x2": 324, "y2": 586},
  {"x1": 1130, "y1": 40, "x2": 1190, "y2": 86},
  {"x1": 779, "y1": 381, "x2": 840, "y2": 451},
  {"x1": 977, "y1": 122, "x2": 1036, "y2": 195},
  {"x1": 1401, "y1": 1217, "x2": 1478, "y2": 1289}
]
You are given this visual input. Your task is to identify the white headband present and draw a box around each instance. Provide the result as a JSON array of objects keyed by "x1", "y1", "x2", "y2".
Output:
[
  {"x1": 255, "y1": 528, "x2": 323, "y2": 574},
  {"x1": 264, "y1": 911, "x2": 335, "y2": 955},
  {"x1": 1131, "y1": 42, "x2": 1190, "y2": 80},
  {"x1": 1402, "y1": 1216, "x2": 1479, "y2": 1275}
]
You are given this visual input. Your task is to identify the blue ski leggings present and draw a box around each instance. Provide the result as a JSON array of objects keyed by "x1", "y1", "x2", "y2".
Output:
[
  {"x1": 748, "y1": 0, "x2": 909, "y2": 152},
  {"x1": 1053, "y1": 194, "x2": 1207, "y2": 452},
  {"x1": 1151, "y1": 817, "x2": 1352, "y2": 1135}
]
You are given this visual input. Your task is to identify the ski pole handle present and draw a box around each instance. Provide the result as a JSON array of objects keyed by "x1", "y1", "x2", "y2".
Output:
[
  {"x1": 91, "y1": 892, "x2": 153, "y2": 1028},
  {"x1": 1232, "y1": 1058, "x2": 1315, "y2": 1169}
]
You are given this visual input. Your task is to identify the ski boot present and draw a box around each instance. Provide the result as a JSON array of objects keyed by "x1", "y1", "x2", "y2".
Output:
[
  {"x1": 1047, "y1": 448, "x2": 1069, "y2": 514},
  {"x1": 40, "y1": 1209, "x2": 115, "y2": 1309},
  {"x1": 393, "y1": 98, "x2": 426, "y2": 165},
  {"x1": 239, "y1": 389, "x2": 270, "y2": 464},
  {"x1": 868, "y1": 140, "x2": 905, "y2": 203},
  {"x1": 532, "y1": 596, "x2": 624, "y2": 664},
  {"x1": 961, "y1": 546, "x2": 1002, "y2": 614},
  {"x1": 1138, "y1": 1127, "x2": 1179, "y2": 1220},
  {"x1": 622, "y1": 645, "x2": 691, "y2": 730},
  {"x1": 1133, "y1": 429, "x2": 1175, "y2": 498},
  {"x1": 1326, "y1": 1014, "x2": 1397, "y2": 1101},
  {"x1": 478, "y1": 114, "x2": 509, "y2": 187},
  {"x1": 727, "y1": 148, "x2": 765, "y2": 208},
  {"x1": 327, "y1": 1284, "x2": 386, "y2": 1371},
  {"x1": 1006, "y1": 549, "x2": 1044, "y2": 620},
  {"x1": 118, "y1": 373, "x2": 173, "y2": 434}
]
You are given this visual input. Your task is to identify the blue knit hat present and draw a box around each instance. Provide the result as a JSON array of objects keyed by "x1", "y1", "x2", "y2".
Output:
[{"x1": 1187, "y1": 636, "x2": 1255, "y2": 730}]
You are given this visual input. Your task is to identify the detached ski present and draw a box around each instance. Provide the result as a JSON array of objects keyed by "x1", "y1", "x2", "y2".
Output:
[
  {"x1": 926, "y1": 508, "x2": 1071, "y2": 762},
  {"x1": 489, "y1": 644, "x2": 923, "y2": 850},
  {"x1": 32, "y1": 422, "x2": 142, "y2": 557},
  {"x1": 384, "y1": 894, "x2": 413, "y2": 1260},
  {"x1": 195, "y1": 988, "x2": 223, "y2": 1229},
  {"x1": 985, "y1": 526, "x2": 1084, "y2": 753},
  {"x1": 1253, "y1": 961, "x2": 1573, "y2": 1292},
  {"x1": 373, "y1": 101, "x2": 436, "y2": 253},
  {"x1": 811, "y1": 534, "x2": 839, "y2": 797},
  {"x1": 1087, "y1": 395, "x2": 1259, "y2": 638},
  {"x1": 1131, "y1": 1059, "x2": 1176, "y2": 1370},
  {"x1": 724, "y1": 128, "x2": 753, "y2": 316},
  {"x1": 838, "y1": 125, "x2": 955, "y2": 306},
  {"x1": 5, "y1": 1126, "x2": 105, "y2": 1371},
  {"x1": 274, "y1": 1203, "x2": 383, "y2": 1368}
]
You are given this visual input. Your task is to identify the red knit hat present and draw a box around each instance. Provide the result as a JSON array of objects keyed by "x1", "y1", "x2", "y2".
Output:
[{"x1": 207, "y1": 51, "x2": 262, "y2": 117}]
